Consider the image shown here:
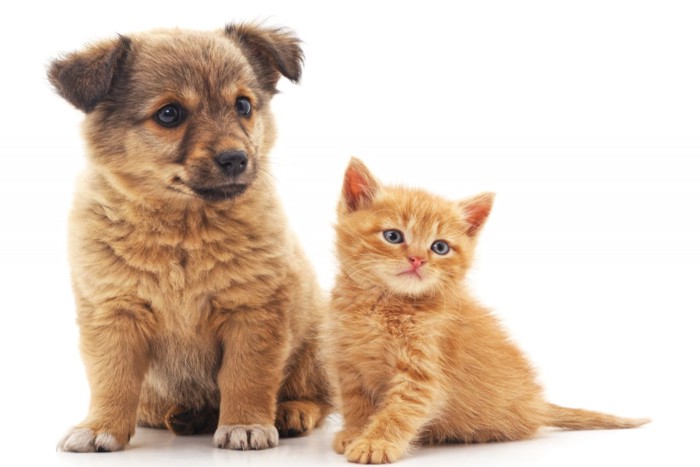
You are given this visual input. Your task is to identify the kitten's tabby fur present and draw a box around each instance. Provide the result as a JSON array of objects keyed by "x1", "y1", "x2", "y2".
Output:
[{"x1": 328, "y1": 158, "x2": 648, "y2": 464}]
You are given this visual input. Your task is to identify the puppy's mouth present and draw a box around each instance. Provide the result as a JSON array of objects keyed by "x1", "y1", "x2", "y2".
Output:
[
  {"x1": 192, "y1": 184, "x2": 249, "y2": 201},
  {"x1": 169, "y1": 177, "x2": 249, "y2": 202}
]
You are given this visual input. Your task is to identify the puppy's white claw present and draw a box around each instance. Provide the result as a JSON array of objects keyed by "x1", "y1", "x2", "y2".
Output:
[
  {"x1": 58, "y1": 428, "x2": 95, "y2": 452},
  {"x1": 214, "y1": 424, "x2": 279, "y2": 450},
  {"x1": 57, "y1": 427, "x2": 123, "y2": 452}
]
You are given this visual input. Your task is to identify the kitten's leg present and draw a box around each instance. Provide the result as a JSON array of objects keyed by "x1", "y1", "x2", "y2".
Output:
[
  {"x1": 213, "y1": 306, "x2": 289, "y2": 450},
  {"x1": 345, "y1": 359, "x2": 441, "y2": 464},
  {"x1": 333, "y1": 367, "x2": 376, "y2": 454},
  {"x1": 58, "y1": 298, "x2": 155, "y2": 452}
]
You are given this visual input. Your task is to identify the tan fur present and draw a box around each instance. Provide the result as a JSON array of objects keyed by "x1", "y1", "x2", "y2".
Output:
[
  {"x1": 327, "y1": 158, "x2": 648, "y2": 464},
  {"x1": 50, "y1": 23, "x2": 332, "y2": 452}
]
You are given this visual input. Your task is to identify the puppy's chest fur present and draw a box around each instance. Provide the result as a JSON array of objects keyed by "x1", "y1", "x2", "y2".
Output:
[
  {"x1": 71, "y1": 184, "x2": 290, "y2": 400},
  {"x1": 106, "y1": 206, "x2": 278, "y2": 297},
  {"x1": 75, "y1": 189, "x2": 286, "y2": 310}
]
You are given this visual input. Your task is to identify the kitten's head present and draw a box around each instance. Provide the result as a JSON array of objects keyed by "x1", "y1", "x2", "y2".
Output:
[{"x1": 335, "y1": 158, "x2": 494, "y2": 297}]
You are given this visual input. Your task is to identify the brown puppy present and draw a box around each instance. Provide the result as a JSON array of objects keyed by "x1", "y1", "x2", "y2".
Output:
[{"x1": 49, "y1": 23, "x2": 333, "y2": 452}]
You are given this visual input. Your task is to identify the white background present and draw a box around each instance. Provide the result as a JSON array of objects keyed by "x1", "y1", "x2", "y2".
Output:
[{"x1": 1, "y1": 1, "x2": 698, "y2": 465}]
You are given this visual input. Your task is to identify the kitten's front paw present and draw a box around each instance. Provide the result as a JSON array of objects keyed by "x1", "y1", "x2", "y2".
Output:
[
  {"x1": 213, "y1": 424, "x2": 279, "y2": 450},
  {"x1": 333, "y1": 429, "x2": 359, "y2": 454},
  {"x1": 57, "y1": 427, "x2": 124, "y2": 452},
  {"x1": 345, "y1": 437, "x2": 404, "y2": 464}
]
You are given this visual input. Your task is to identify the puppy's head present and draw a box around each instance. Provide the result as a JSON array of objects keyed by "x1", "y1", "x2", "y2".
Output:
[{"x1": 48, "y1": 23, "x2": 303, "y2": 203}]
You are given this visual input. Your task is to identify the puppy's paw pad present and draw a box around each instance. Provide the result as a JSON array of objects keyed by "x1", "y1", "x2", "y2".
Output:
[
  {"x1": 275, "y1": 400, "x2": 321, "y2": 437},
  {"x1": 214, "y1": 424, "x2": 279, "y2": 450},
  {"x1": 57, "y1": 427, "x2": 123, "y2": 453},
  {"x1": 345, "y1": 437, "x2": 404, "y2": 464}
]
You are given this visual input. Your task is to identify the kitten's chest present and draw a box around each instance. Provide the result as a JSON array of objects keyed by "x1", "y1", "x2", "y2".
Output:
[
  {"x1": 375, "y1": 309, "x2": 420, "y2": 338},
  {"x1": 352, "y1": 307, "x2": 433, "y2": 391}
]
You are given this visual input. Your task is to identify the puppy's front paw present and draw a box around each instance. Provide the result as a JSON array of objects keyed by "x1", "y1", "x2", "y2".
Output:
[
  {"x1": 213, "y1": 424, "x2": 279, "y2": 450},
  {"x1": 275, "y1": 400, "x2": 322, "y2": 437},
  {"x1": 57, "y1": 427, "x2": 124, "y2": 453},
  {"x1": 345, "y1": 437, "x2": 404, "y2": 464}
]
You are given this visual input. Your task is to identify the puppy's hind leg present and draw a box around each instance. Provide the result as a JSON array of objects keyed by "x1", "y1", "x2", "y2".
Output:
[
  {"x1": 276, "y1": 336, "x2": 334, "y2": 438},
  {"x1": 164, "y1": 405, "x2": 219, "y2": 436},
  {"x1": 136, "y1": 383, "x2": 170, "y2": 430},
  {"x1": 58, "y1": 298, "x2": 155, "y2": 452},
  {"x1": 137, "y1": 387, "x2": 220, "y2": 435}
]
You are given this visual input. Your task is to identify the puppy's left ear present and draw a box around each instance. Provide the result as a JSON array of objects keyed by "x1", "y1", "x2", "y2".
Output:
[
  {"x1": 224, "y1": 22, "x2": 303, "y2": 92},
  {"x1": 48, "y1": 36, "x2": 131, "y2": 113}
]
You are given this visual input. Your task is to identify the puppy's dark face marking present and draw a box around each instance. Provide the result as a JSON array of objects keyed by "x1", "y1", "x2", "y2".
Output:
[
  {"x1": 49, "y1": 24, "x2": 303, "y2": 203},
  {"x1": 122, "y1": 36, "x2": 265, "y2": 202}
]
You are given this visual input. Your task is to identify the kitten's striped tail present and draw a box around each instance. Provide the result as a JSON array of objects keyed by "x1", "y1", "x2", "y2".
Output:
[{"x1": 545, "y1": 403, "x2": 650, "y2": 430}]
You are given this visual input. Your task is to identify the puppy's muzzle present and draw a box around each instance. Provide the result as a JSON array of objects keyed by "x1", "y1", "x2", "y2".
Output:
[{"x1": 215, "y1": 150, "x2": 248, "y2": 178}]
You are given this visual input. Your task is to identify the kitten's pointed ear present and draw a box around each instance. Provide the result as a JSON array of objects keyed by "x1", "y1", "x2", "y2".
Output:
[
  {"x1": 341, "y1": 157, "x2": 381, "y2": 213},
  {"x1": 459, "y1": 192, "x2": 495, "y2": 237}
]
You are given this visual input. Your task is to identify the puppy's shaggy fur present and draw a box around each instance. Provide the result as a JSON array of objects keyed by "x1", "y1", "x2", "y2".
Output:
[{"x1": 50, "y1": 23, "x2": 333, "y2": 452}]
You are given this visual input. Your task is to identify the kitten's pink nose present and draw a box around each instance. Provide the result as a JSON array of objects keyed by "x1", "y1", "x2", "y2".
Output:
[{"x1": 408, "y1": 256, "x2": 426, "y2": 269}]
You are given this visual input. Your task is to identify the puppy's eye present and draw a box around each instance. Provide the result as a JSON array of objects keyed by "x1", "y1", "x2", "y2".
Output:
[
  {"x1": 155, "y1": 104, "x2": 185, "y2": 128},
  {"x1": 431, "y1": 240, "x2": 450, "y2": 255},
  {"x1": 235, "y1": 97, "x2": 252, "y2": 117},
  {"x1": 383, "y1": 230, "x2": 404, "y2": 244}
]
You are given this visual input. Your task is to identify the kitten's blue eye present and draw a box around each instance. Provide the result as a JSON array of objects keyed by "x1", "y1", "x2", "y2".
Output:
[
  {"x1": 383, "y1": 230, "x2": 404, "y2": 244},
  {"x1": 431, "y1": 240, "x2": 450, "y2": 255}
]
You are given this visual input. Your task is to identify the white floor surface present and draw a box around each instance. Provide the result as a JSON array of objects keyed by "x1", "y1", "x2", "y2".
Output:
[{"x1": 22, "y1": 414, "x2": 688, "y2": 467}]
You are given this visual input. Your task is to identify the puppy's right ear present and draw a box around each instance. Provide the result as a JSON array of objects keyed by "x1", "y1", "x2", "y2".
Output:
[
  {"x1": 48, "y1": 36, "x2": 131, "y2": 113},
  {"x1": 341, "y1": 157, "x2": 381, "y2": 213}
]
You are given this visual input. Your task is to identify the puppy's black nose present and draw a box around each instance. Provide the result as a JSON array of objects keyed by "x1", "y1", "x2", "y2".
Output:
[{"x1": 215, "y1": 150, "x2": 248, "y2": 178}]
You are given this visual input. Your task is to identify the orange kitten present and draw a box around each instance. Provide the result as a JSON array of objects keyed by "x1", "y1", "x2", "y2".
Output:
[{"x1": 327, "y1": 158, "x2": 648, "y2": 464}]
